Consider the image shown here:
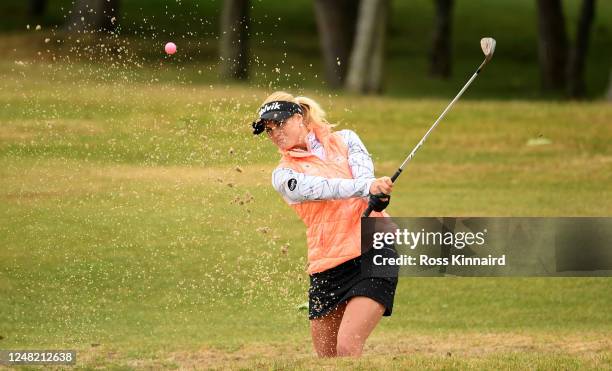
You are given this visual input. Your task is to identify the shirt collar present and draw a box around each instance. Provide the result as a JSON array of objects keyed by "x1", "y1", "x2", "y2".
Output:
[
  {"x1": 306, "y1": 131, "x2": 318, "y2": 152},
  {"x1": 280, "y1": 130, "x2": 318, "y2": 158}
]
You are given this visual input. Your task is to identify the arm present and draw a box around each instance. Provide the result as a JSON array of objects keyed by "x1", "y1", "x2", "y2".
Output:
[
  {"x1": 339, "y1": 130, "x2": 394, "y2": 216},
  {"x1": 338, "y1": 129, "x2": 375, "y2": 180},
  {"x1": 272, "y1": 167, "x2": 375, "y2": 204}
]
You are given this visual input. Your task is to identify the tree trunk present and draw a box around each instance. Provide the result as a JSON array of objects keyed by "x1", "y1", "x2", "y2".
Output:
[
  {"x1": 313, "y1": 0, "x2": 359, "y2": 88},
  {"x1": 536, "y1": 0, "x2": 568, "y2": 91},
  {"x1": 219, "y1": 0, "x2": 250, "y2": 80},
  {"x1": 366, "y1": 1, "x2": 388, "y2": 93},
  {"x1": 29, "y1": 0, "x2": 47, "y2": 17},
  {"x1": 345, "y1": 0, "x2": 389, "y2": 94},
  {"x1": 567, "y1": 0, "x2": 596, "y2": 98},
  {"x1": 67, "y1": 0, "x2": 119, "y2": 33},
  {"x1": 429, "y1": 0, "x2": 454, "y2": 79}
]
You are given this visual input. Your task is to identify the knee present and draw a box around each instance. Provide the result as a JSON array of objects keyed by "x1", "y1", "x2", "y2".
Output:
[{"x1": 336, "y1": 334, "x2": 363, "y2": 357}]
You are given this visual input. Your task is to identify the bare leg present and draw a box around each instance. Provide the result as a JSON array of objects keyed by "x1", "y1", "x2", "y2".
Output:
[
  {"x1": 310, "y1": 301, "x2": 347, "y2": 357},
  {"x1": 336, "y1": 296, "x2": 385, "y2": 357}
]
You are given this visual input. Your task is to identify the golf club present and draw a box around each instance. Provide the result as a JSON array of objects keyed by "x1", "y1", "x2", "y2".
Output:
[{"x1": 363, "y1": 37, "x2": 496, "y2": 217}]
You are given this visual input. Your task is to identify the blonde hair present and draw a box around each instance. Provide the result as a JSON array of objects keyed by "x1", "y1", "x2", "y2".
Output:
[{"x1": 261, "y1": 91, "x2": 335, "y2": 136}]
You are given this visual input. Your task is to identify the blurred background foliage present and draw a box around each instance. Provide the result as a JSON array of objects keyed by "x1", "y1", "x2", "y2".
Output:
[{"x1": 1, "y1": 0, "x2": 611, "y2": 100}]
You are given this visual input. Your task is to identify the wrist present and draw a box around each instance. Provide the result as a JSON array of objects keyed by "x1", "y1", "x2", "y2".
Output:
[{"x1": 364, "y1": 178, "x2": 376, "y2": 197}]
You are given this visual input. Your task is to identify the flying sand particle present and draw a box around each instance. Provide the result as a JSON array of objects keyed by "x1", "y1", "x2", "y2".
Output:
[{"x1": 280, "y1": 243, "x2": 289, "y2": 255}]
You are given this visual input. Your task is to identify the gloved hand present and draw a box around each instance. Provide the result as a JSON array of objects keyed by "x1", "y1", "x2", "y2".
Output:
[{"x1": 367, "y1": 193, "x2": 391, "y2": 212}]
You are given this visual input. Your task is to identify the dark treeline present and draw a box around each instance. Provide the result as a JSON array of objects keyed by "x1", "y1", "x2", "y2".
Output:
[{"x1": 21, "y1": 0, "x2": 611, "y2": 99}]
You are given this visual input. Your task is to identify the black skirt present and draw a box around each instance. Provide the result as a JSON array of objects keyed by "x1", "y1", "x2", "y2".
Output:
[{"x1": 308, "y1": 245, "x2": 399, "y2": 320}]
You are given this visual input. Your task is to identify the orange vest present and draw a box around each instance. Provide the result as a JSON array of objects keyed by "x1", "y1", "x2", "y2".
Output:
[{"x1": 277, "y1": 129, "x2": 388, "y2": 274}]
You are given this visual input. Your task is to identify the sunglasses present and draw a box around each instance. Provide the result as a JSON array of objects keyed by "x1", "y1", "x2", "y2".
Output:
[{"x1": 263, "y1": 119, "x2": 287, "y2": 135}]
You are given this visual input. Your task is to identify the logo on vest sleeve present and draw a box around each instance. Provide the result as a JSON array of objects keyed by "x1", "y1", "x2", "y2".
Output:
[{"x1": 287, "y1": 178, "x2": 297, "y2": 191}]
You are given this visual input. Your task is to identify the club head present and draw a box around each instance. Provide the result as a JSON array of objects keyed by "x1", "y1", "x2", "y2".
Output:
[{"x1": 480, "y1": 37, "x2": 496, "y2": 62}]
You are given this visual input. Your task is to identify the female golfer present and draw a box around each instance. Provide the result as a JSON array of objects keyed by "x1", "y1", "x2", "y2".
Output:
[{"x1": 252, "y1": 91, "x2": 397, "y2": 357}]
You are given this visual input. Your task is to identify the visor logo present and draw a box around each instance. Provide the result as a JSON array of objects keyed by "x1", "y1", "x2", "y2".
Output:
[{"x1": 259, "y1": 102, "x2": 281, "y2": 116}]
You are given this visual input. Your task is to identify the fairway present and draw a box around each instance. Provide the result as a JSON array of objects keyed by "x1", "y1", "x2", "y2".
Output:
[{"x1": 1, "y1": 55, "x2": 611, "y2": 369}]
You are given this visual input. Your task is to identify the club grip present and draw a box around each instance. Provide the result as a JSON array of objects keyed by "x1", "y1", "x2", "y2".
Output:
[
  {"x1": 362, "y1": 204, "x2": 375, "y2": 218},
  {"x1": 390, "y1": 168, "x2": 402, "y2": 182}
]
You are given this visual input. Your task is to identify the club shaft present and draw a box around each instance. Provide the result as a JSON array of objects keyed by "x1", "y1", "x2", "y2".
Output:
[
  {"x1": 363, "y1": 58, "x2": 489, "y2": 218},
  {"x1": 396, "y1": 59, "x2": 486, "y2": 173}
]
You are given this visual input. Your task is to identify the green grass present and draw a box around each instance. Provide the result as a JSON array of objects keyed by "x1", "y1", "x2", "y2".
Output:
[
  {"x1": 1, "y1": 0, "x2": 612, "y2": 364},
  {"x1": 1, "y1": 51, "x2": 611, "y2": 369}
]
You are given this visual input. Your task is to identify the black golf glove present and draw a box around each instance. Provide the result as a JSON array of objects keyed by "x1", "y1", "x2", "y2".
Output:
[{"x1": 367, "y1": 193, "x2": 391, "y2": 212}]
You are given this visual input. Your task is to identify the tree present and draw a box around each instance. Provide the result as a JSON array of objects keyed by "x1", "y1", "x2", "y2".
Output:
[
  {"x1": 536, "y1": 0, "x2": 568, "y2": 91},
  {"x1": 219, "y1": 0, "x2": 250, "y2": 80},
  {"x1": 66, "y1": 0, "x2": 119, "y2": 33},
  {"x1": 568, "y1": 0, "x2": 596, "y2": 98},
  {"x1": 29, "y1": 0, "x2": 47, "y2": 17},
  {"x1": 429, "y1": 0, "x2": 454, "y2": 79},
  {"x1": 313, "y1": 0, "x2": 359, "y2": 88},
  {"x1": 345, "y1": 0, "x2": 390, "y2": 94}
]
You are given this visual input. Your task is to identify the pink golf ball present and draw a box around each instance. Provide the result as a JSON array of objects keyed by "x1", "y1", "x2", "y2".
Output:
[{"x1": 164, "y1": 42, "x2": 177, "y2": 55}]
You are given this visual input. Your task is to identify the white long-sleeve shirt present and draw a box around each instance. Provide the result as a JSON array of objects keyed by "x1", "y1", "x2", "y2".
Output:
[{"x1": 272, "y1": 130, "x2": 376, "y2": 205}]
